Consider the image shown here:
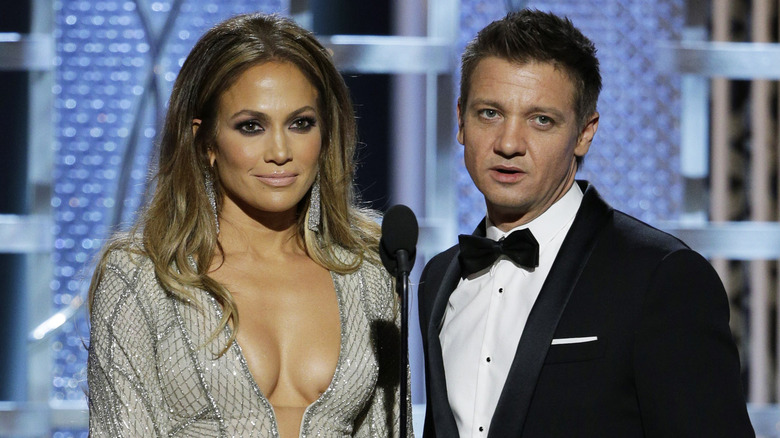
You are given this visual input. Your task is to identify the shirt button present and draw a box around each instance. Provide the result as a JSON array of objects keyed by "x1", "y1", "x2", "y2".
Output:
[
  {"x1": 479, "y1": 426, "x2": 484, "y2": 432},
  {"x1": 486, "y1": 357, "x2": 491, "y2": 362},
  {"x1": 498, "y1": 287, "x2": 503, "y2": 293}
]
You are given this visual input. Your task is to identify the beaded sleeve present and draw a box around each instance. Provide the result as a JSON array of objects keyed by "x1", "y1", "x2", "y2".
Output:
[{"x1": 87, "y1": 250, "x2": 170, "y2": 437}]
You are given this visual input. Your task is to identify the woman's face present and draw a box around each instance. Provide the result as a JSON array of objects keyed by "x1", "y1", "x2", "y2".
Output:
[{"x1": 206, "y1": 61, "x2": 322, "y2": 222}]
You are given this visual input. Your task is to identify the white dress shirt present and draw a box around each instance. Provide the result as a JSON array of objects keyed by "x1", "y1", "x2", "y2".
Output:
[{"x1": 439, "y1": 183, "x2": 584, "y2": 437}]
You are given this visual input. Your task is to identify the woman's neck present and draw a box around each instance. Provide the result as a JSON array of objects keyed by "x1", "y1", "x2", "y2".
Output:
[{"x1": 217, "y1": 202, "x2": 304, "y2": 259}]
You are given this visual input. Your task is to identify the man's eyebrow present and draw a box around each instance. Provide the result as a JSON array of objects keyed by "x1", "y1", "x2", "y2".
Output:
[
  {"x1": 526, "y1": 105, "x2": 567, "y2": 120},
  {"x1": 469, "y1": 98, "x2": 501, "y2": 107},
  {"x1": 468, "y1": 98, "x2": 506, "y2": 112}
]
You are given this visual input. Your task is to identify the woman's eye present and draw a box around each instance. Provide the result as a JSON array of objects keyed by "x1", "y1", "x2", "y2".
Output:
[
  {"x1": 291, "y1": 117, "x2": 317, "y2": 131},
  {"x1": 237, "y1": 121, "x2": 262, "y2": 134}
]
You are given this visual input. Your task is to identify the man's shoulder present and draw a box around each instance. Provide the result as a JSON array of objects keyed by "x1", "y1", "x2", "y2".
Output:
[
  {"x1": 421, "y1": 244, "x2": 459, "y2": 277},
  {"x1": 568, "y1": 183, "x2": 687, "y2": 262},
  {"x1": 602, "y1": 209, "x2": 691, "y2": 257}
]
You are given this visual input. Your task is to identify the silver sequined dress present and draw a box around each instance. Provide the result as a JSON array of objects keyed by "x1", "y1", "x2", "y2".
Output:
[{"x1": 87, "y1": 246, "x2": 410, "y2": 437}]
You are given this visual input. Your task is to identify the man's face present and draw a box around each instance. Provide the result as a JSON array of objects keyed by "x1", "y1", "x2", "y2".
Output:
[{"x1": 458, "y1": 57, "x2": 598, "y2": 230}]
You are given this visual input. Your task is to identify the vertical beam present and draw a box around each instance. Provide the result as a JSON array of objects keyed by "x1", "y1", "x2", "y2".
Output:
[
  {"x1": 777, "y1": 0, "x2": 780, "y2": 405},
  {"x1": 749, "y1": 0, "x2": 773, "y2": 404},
  {"x1": 390, "y1": 0, "x2": 427, "y2": 407},
  {"x1": 0, "y1": 0, "x2": 31, "y2": 403},
  {"x1": 680, "y1": 0, "x2": 710, "y2": 224},
  {"x1": 710, "y1": 2, "x2": 730, "y2": 226},
  {"x1": 310, "y1": 0, "x2": 392, "y2": 207},
  {"x1": 26, "y1": 0, "x2": 54, "y2": 404},
  {"x1": 390, "y1": 0, "x2": 426, "y2": 213},
  {"x1": 710, "y1": 0, "x2": 733, "y2": 343},
  {"x1": 425, "y1": 0, "x2": 458, "y2": 244}
]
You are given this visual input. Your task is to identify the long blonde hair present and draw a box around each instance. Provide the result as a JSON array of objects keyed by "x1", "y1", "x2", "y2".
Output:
[{"x1": 89, "y1": 13, "x2": 380, "y2": 351}]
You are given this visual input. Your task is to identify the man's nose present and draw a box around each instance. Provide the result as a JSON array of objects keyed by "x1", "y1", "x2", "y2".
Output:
[{"x1": 494, "y1": 119, "x2": 527, "y2": 157}]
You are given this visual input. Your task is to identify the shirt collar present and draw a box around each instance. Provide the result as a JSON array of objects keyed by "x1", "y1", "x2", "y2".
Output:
[{"x1": 485, "y1": 182, "x2": 584, "y2": 246}]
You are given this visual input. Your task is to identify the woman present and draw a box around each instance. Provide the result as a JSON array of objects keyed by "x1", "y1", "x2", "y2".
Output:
[{"x1": 87, "y1": 13, "x2": 408, "y2": 437}]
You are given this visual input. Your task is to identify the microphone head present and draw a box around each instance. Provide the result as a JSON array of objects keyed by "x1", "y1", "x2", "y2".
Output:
[{"x1": 380, "y1": 204, "x2": 419, "y2": 276}]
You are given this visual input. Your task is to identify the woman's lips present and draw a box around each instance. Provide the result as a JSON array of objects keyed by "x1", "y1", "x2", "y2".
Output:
[{"x1": 255, "y1": 172, "x2": 298, "y2": 187}]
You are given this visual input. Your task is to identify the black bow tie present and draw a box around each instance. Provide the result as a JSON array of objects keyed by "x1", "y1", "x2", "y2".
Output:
[{"x1": 458, "y1": 228, "x2": 539, "y2": 278}]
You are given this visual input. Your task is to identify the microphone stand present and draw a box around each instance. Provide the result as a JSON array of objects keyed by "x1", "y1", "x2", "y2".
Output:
[
  {"x1": 379, "y1": 203, "x2": 417, "y2": 436},
  {"x1": 395, "y1": 249, "x2": 411, "y2": 437}
]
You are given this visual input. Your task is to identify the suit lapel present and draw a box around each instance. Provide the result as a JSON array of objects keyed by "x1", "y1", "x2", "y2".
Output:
[
  {"x1": 488, "y1": 181, "x2": 613, "y2": 437},
  {"x1": 424, "y1": 247, "x2": 464, "y2": 437}
]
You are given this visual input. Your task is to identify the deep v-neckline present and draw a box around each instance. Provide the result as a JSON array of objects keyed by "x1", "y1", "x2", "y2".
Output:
[{"x1": 207, "y1": 271, "x2": 346, "y2": 438}]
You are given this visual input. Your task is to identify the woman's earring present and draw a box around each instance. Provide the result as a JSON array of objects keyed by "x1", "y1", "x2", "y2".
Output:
[
  {"x1": 308, "y1": 174, "x2": 321, "y2": 232},
  {"x1": 205, "y1": 169, "x2": 219, "y2": 234}
]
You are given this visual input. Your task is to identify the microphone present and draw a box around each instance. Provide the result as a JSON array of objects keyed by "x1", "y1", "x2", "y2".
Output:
[
  {"x1": 380, "y1": 204, "x2": 419, "y2": 276},
  {"x1": 379, "y1": 204, "x2": 418, "y2": 436}
]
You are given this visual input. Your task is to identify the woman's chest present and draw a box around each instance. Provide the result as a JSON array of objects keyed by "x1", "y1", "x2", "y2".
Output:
[{"x1": 154, "y1": 276, "x2": 380, "y2": 432}]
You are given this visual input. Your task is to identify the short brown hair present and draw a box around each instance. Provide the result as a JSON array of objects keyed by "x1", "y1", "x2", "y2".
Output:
[{"x1": 460, "y1": 9, "x2": 602, "y2": 128}]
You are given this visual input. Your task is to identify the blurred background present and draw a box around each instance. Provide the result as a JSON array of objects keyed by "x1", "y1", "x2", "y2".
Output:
[{"x1": 1, "y1": 0, "x2": 780, "y2": 436}]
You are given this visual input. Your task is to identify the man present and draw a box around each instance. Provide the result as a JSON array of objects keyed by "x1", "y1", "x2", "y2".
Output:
[{"x1": 417, "y1": 9, "x2": 754, "y2": 438}]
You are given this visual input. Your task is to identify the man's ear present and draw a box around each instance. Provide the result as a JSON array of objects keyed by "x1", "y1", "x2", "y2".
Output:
[
  {"x1": 575, "y1": 112, "x2": 599, "y2": 158},
  {"x1": 456, "y1": 97, "x2": 465, "y2": 145}
]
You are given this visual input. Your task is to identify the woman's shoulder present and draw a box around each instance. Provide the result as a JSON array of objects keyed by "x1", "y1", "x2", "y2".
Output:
[
  {"x1": 91, "y1": 235, "x2": 162, "y2": 302},
  {"x1": 90, "y1": 236, "x2": 166, "y2": 318},
  {"x1": 100, "y1": 235, "x2": 152, "y2": 271},
  {"x1": 329, "y1": 244, "x2": 389, "y2": 281},
  {"x1": 358, "y1": 255, "x2": 391, "y2": 284},
  {"x1": 331, "y1": 246, "x2": 396, "y2": 321}
]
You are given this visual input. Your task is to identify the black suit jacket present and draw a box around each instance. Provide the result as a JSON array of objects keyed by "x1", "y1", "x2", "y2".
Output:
[{"x1": 417, "y1": 181, "x2": 754, "y2": 437}]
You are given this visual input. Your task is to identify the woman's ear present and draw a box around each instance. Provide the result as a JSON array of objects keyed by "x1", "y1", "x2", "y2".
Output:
[{"x1": 193, "y1": 118, "x2": 216, "y2": 166}]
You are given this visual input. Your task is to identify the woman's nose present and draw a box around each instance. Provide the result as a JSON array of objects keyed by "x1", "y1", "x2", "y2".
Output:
[{"x1": 265, "y1": 130, "x2": 292, "y2": 164}]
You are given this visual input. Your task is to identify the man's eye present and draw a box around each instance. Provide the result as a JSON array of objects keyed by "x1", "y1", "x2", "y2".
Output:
[
  {"x1": 534, "y1": 115, "x2": 553, "y2": 125},
  {"x1": 479, "y1": 109, "x2": 499, "y2": 119}
]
